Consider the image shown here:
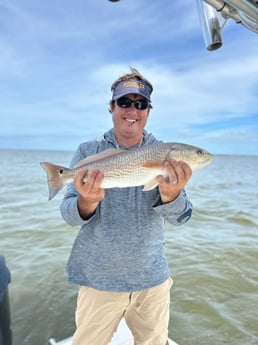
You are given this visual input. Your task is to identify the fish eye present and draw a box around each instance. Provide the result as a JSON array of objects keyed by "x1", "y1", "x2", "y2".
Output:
[
  {"x1": 197, "y1": 149, "x2": 203, "y2": 156},
  {"x1": 59, "y1": 169, "x2": 64, "y2": 175}
]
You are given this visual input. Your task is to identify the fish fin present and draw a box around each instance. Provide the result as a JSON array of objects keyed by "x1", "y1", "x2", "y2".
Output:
[
  {"x1": 142, "y1": 161, "x2": 164, "y2": 169},
  {"x1": 40, "y1": 162, "x2": 68, "y2": 200},
  {"x1": 142, "y1": 161, "x2": 163, "y2": 191},
  {"x1": 75, "y1": 149, "x2": 126, "y2": 168},
  {"x1": 143, "y1": 178, "x2": 160, "y2": 191}
]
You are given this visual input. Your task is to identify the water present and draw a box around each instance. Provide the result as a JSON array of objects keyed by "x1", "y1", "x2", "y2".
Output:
[{"x1": 0, "y1": 149, "x2": 258, "y2": 345}]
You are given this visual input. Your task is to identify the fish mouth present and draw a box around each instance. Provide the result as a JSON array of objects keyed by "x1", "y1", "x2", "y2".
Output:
[{"x1": 198, "y1": 153, "x2": 213, "y2": 167}]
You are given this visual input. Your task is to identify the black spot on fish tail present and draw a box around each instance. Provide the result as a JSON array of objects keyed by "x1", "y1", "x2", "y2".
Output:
[{"x1": 40, "y1": 162, "x2": 67, "y2": 200}]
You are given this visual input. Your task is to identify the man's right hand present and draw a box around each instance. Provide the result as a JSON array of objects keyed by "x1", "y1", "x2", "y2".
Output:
[{"x1": 74, "y1": 168, "x2": 105, "y2": 220}]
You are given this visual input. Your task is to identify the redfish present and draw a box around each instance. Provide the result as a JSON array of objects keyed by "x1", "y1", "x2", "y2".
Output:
[{"x1": 40, "y1": 142, "x2": 212, "y2": 200}]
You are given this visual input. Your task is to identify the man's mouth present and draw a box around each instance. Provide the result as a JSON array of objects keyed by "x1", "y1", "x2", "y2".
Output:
[{"x1": 124, "y1": 118, "x2": 137, "y2": 125}]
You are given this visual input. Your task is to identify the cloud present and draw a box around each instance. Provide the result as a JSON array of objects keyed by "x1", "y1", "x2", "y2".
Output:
[{"x1": 0, "y1": 0, "x2": 257, "y2": 154}]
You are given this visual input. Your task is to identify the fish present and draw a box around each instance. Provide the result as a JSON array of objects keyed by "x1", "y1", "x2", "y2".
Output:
[{"x1": 40, "y1": 142, "x2": 212, "y2": 200}]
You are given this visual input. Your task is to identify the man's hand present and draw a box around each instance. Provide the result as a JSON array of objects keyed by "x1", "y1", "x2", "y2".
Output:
[
  {"x1": 157, "y1": 160, "x2": 192, "y2": 204},
  {"x1": 74, "y1": 168, "x2": 105, "y2": 219}
]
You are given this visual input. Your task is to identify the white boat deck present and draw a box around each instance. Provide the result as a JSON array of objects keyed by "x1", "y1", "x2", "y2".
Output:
[{"x1": 48, "y1": 318, "x2": 178, "y2": 345}]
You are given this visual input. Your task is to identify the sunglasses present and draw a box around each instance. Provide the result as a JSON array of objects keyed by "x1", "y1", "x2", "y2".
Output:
[{"x1": 116, "y1": 97, "x2": 149, "y2": 110}]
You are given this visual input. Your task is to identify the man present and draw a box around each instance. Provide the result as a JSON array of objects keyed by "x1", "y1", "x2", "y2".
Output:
[{"x1": 60, "y1": 67, "x2": 193, "y2": 345}]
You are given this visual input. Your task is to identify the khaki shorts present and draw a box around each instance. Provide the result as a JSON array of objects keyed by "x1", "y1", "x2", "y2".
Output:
[{"x1": 72, "y1": 277, "x2": 173, "y2": 345}]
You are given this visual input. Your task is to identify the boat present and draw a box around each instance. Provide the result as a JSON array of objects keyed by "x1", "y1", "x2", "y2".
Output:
[
  {"x1": 48, "y1": 317, "x2": 178, "y2": 345},
  {"x1": 107, "y1": 0, "x2": 258, "y2": 51}
]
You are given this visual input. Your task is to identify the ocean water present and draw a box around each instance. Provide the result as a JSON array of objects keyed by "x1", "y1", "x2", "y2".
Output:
[{"x1": 0, "y1": 149, "x2": 258, "y2": 345}]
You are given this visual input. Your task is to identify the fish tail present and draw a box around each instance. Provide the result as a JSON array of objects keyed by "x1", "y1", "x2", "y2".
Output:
[{"x1": 40, "y1": 162, "x2": 67, "y2": 200}]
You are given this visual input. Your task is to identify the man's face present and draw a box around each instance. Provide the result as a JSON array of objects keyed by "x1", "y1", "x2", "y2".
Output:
[{"x1": 111, "y1": 93, "x2": 150, "y2": 142}]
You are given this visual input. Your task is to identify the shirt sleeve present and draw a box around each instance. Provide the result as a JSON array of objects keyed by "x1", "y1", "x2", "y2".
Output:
[{"x1": 152, "y1": 189, "x2": 193, "y2": 225}]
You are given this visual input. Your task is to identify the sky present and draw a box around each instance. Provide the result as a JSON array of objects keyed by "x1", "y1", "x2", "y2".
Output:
[{"x1": 0, "y1": 0, "x2": 257, "y2": 155}]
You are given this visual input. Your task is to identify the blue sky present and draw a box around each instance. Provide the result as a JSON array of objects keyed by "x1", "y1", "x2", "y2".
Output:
[{"x1": 0, "y1": 0, "x2": 257, "y2": 155}]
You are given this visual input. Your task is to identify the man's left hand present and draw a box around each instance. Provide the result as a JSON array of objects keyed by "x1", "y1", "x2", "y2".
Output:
[{"x1": 157, "y1": 160, "x2": 192, "y2": 203}]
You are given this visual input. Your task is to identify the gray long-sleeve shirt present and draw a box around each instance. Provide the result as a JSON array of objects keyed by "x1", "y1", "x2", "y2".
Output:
[{"x1": 60, "y1": 129, "x2": 192, "y2": 292}]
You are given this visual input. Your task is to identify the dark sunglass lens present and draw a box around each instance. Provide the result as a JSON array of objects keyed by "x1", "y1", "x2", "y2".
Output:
[
  {"x1": 117, "y1": 98, "x2": 132, "y2": 108},
  {"x1": 134, "y1": 100, "x2": 148, "y2": 110}
]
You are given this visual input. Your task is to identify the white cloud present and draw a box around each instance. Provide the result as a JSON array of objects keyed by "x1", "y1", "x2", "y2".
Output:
[{"x1": 0, "y1": 0, "x2": 257, "y2": 154}]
